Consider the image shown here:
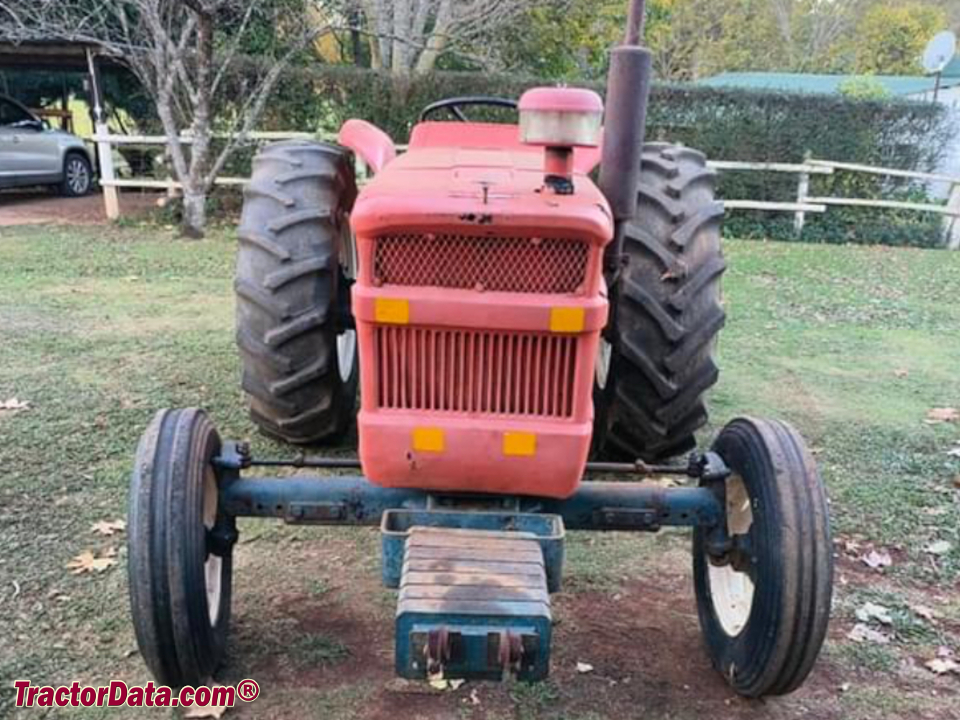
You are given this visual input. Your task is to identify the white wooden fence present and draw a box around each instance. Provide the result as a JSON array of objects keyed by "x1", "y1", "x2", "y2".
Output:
[{"x1": 91, "y1": 132, "x2": 960, "y2": 249}]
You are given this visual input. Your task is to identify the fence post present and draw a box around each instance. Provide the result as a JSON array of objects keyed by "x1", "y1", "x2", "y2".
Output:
[
  {"x1": 946, "y1": 182, "x2": 960, "y2": 250},
  {"x1": 95, "y1": 125, "x2": 120, "y2": 221},
  {"x1": 794, "y1": 152, "x2": 810, "y2": 238}
]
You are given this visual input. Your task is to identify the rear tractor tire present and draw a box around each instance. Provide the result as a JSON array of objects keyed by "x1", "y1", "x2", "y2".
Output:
[
  {"x1": 236, "y1": 140, "x2": 359, "y2": 444},
  {"x1": 593, "y1": 143, "x2": 726, "y2": 462},
  {"x1": 694, "y1": 417, "x2": 833, "y2": 697},
  {"x1": 128, "y1": 408, "x2": 236, "y2": 687}
]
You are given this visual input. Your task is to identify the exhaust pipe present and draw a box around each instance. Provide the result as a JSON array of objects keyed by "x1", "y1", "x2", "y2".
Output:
[{"x1": 598, "y1": 0, "x2": 653, "y2": 223}]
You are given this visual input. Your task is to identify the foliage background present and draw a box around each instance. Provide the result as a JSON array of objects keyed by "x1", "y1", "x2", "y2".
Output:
[{"x1": 256, "y1": 67, "x2": 957, "y2": 247}]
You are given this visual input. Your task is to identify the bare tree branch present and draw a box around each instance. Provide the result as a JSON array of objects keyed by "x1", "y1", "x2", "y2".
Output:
[{"x1": 0, "y1": 0, "x2": 326, "y2": 237}]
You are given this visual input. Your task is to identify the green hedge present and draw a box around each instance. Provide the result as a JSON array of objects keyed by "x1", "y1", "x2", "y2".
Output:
[
  {"x1": 255, "y1": 66, "x2": 955, "y2": 248},
  {"x1": 9, "y1": 64, "x2": 952, "y2": 246}
]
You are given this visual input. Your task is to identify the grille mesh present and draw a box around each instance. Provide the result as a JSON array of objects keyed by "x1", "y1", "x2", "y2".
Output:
[
  {"x1": 373, "y1": 234, "x2": 589, "y2": 294},
  {"x1": 375, "y1": 326, "x2": 577, "y2": 418}
]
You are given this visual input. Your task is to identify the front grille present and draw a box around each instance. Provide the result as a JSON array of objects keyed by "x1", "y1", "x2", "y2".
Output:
[
  {"x1": 373, "y1": 234, "x2": 589, "y2": 294},
  {"x1": 375, "y1": 326, "x2": 577, "y2": 418}
]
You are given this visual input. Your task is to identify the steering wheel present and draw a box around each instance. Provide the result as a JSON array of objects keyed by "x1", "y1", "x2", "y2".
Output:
[{"x1": 419, "y1": 96, "x2": 518, "y2": 122}]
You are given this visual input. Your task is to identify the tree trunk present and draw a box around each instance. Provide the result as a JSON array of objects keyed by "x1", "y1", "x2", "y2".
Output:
[
  {"x1": 181, "y1": 7, "x2": 215, "y2": 239},
  {"x1": 181, "y1": 189, "x2": 206, "y2": 239}
]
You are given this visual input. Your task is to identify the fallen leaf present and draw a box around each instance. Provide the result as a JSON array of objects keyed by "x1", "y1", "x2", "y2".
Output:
[
  {"x1": 856, "y1": 602, "x2": 893, "y2": 625},
  {"x1": 926, "y1": 408, "x2": 959, "y2": 424},
  {"x1": 937, "y1": 646, "x2": 954, "y2": 658},
  {"x1": 468, "y1": 688, "x2": 481, "y2": 705},
  {"x1": 183, "y1": 691, "x2": 229, "y2": 719},
  {"x1": 0, "y1": 398, "x2": 29, "y2": 411},
  {"x1": 861, "y1": 549, "x2": 892, "y2": 569},
  {"x1": 925, "y1": 658, "x2": 960, "y2": 675},
  {"x1": 576, "y1": 662, "x2": 594, "y2": 673},
  {"x1": 426, "y1": 677, "x2": 464, "y2": 691},
  {"x1": 953, "y1": 475, "x2": 960, "y2": 490},
  {"x1": 842, "y1": 538, "x2": 862, "y2": 554},
  {"x1": 911, "y1": 604, "x2": 937, "y2": 622},
  {"x1": 66, "y1": 550, "x2": 117, "y2": 575},
  {"x1": 946, "y1": 445, "x2": 960, "y2": 459},
  {"x1": 893, "y1": 369, "x2": 909, "y2": 378},
  {"x1": 91, "y1": 519, "x2": 126, "y2": 536},
  {"x1": 839, "y1": 682, "x2": 851, "y2": 692},
  {"x1": 925, "y1": 540, "x2": 953, "y2": 556},
  {"x1": 847, "y1": 623, "x2": 891, "y2": 644}
]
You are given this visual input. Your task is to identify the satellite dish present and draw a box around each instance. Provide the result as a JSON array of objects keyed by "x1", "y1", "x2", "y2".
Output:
[{"x1": 922, "y1": 31, "x2": 956, "y2": 74}]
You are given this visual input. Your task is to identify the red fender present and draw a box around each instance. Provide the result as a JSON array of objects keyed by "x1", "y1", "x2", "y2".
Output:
[{"x1": 337, "y1": 119, "x2": 397, "y2": 174}]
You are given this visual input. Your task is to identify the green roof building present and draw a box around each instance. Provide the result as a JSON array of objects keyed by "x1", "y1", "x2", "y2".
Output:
[{"x1": 695, "y1": 67, "x2": 960, "y2": 106}]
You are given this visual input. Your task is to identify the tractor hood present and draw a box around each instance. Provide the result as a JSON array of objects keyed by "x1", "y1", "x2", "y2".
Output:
[{"x1": 350, "y1": 140, "x2": 614, "y2": 246}]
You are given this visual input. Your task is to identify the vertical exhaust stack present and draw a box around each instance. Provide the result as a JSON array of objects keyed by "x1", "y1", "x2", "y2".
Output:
[{"x1": 598, "y1": 0, "x2": 653, "y2": 224}]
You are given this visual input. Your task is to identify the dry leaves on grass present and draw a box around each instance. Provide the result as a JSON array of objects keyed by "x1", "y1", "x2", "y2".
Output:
[
  {"x1": 924, "y1": 540, "x2": 953, "y2": 556},
  {"x1": 91, "y1": 519, "x2": 126, "y2": 536},
  {"x1": 911, "y1": 604, "x2": 937, "y2": 622},
  {"x1": 926, "y1": 408, "x2": 959, "y2": 424},
  {"x1": 66, "y1": 548, "x2": 117, "y2": 575},
  {"x1": 182, "y1": 687, "x2": 230, "y2": 719},
  {"x1": 0, "y1": 398, "x2": 30, "y2": 411},
  {"x1": 576, "y1": 662, "x2": 595, "y2": 674},
  {"x1": 861, "y1": 549, "x2": 893, "y2": 570},
  {"x1": 427, "y1": 678, "x2": 465, "y2": 691},
  {"x1": 847, "y1": 623, "x2": 892, "y2": 644},
  {"x1": 925, "y1": 658, "x2": 960, "y2": 675},
  {"x1": 893, "y1": 368, "x2": 909, "y2": 378},
  {"x1": 855, "y1": 602, "x2": 893, "y2": 625}
]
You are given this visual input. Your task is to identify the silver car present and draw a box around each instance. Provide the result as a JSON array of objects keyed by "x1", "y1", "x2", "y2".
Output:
[{"x1": 0, "y1": 94, "x2": 94, "y2": 196}]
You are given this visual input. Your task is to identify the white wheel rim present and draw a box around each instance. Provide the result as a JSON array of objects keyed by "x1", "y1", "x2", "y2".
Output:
[
  {"x1": 337, "y1": 220, "x2": 357, "y2": 383},
  {"x1": 67, "y1": 159, "x2": 88, "y2": 194},
  {"x1": 202, "y1": 467, "x2": 222, "y2": 627},
  {"x1": 707, "y1": 474, "x2": 755, "y2": 637},
  {"x1": 595, "y1": 337, "x2": 612, "y2": 390}
]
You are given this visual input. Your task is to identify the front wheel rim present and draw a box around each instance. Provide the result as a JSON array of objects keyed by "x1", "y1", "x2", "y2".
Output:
[
  {"x1": 595, "y1": 338, "x2": 612, "y2": 390},
  {"x1": 202, "y1": 466, "x2": 222, "y2": 627},
  {"x1": 337, "y1": 220, "x2": 358, "y2": 383},
  {"x1": 707, "y1": 474, "x2": 755, "y2": 636}
]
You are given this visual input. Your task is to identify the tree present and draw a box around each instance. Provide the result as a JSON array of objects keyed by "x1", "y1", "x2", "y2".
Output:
[
  {"x1": 350, "y1": 0, "x2": 530, "y2": 75},
  {"x1": 0, "y1": 0, "x2": 326, "y2": 237},
  {"x1": 851, "y1": 3, "x2": 947, "y2": 75},
  {"x1": 492, "y1": 0, "x2": 625, "y2": 80}
]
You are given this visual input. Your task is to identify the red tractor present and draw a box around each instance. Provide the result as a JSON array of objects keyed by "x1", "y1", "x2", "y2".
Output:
[{"x1": 128, "y1": 0, "x2": 832, "y2": 698}]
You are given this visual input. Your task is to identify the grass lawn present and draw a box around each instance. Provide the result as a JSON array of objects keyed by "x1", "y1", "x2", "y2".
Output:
[{"x1": 1, "y1": 224, "x2": 959, "y2": 719}]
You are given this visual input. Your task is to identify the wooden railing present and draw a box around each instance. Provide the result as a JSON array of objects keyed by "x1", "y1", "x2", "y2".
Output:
[{"x1": 90, "y1": 131, "x2": 960, "y2": 248}]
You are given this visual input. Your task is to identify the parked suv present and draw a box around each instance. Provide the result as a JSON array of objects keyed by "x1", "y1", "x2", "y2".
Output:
[{"x1": 0, "y1": 94, "x2": 94, "y2": 196}]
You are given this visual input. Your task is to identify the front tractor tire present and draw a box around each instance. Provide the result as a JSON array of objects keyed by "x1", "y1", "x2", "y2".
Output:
[
  {"x1": 128, "y1": 409, "x2": 236, "y2": 687},
  {"x1": 236, "y1": 140, "x2": 359, "y2": 444},
  {"x1": 694, "y1": 418, "x2": 833, "y2": 697},
  {"x1": 593, "y1": 143, "x2": 725, "y2": 462}
]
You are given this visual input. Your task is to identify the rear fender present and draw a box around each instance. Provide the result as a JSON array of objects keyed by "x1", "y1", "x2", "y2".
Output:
[{"x1": 338, "y1": 119, "x2": 396, "y2": 174}]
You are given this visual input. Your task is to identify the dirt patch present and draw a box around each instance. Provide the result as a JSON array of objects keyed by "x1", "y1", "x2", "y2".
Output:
[{"x1": 0, "y1": 189, "x2": 160, "y2": 226}]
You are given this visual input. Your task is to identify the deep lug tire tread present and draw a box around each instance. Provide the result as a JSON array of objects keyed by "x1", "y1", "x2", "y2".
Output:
[
  {"x1": 693, "y1": 417, "x2": 833, "y2": 697},
  {"x1": 236, "y1": 140, "x2": 358, "y2": 444},
  {"x1": 594, "y1": 142, "x2": 725, "y2": 461},
  {"x1": 128, "y1": 408, "x2": 232, "y2": 688}
]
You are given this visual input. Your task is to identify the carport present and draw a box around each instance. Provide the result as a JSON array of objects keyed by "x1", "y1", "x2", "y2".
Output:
[{"x1": 0, "y1": 39, "x2": 111, "y2": 147}]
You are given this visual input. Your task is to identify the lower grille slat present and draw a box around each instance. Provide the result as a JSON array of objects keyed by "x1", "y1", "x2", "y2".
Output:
[{"x1": 375, "y1": 326, "x2": 577, "y2": 419}]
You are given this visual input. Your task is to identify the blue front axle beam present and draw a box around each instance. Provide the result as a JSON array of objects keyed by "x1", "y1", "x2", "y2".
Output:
[{"x1": 219, "y1": 474, "x2": 723, "y2": 532}]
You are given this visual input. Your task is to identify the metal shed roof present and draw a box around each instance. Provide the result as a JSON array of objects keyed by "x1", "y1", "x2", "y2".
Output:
[{"x1": 695, "y1": 71, "x2": 960, "y2": 96}]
